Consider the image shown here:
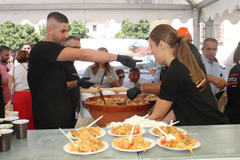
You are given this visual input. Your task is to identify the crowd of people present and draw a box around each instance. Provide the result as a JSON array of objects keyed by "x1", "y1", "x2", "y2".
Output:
[{"x1": 0, "y1": 11, "x2": 239, "y2": 129}]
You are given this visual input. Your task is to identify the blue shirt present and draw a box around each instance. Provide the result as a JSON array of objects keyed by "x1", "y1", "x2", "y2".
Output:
[
  {"x1": 122, "y1": 77, "x2": 152, "y2": 88},
  {"x1": 201, "y1": 54, "x2": 220, "y2": 95}
]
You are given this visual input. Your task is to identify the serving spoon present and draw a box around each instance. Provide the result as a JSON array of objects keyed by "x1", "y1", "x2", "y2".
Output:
[{"x1": 97, "y1": 88, "x2": 106, "y2": 105}]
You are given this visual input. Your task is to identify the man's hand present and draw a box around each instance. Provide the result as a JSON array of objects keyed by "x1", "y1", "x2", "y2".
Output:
[
  {"x1": 117, "y1": 55, "x2": 142, "y2": 68},
  {"x1": 127, "y1": 84, "x2": 142, "y2": 100},
  {"x1": 209, "y1": 76, "x2": 228, "y2": 90},
  {"x1": 77, "y1": 78, "x2": 95, "y2": 88}
]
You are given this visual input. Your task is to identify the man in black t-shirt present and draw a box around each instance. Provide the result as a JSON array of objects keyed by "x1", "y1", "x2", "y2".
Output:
[
  {"x1": 28, "y1": 12, "x2": 141, "y2": 129},
  {"x1": 62, "y1": 35, "x2": 81, "y2": 127}
]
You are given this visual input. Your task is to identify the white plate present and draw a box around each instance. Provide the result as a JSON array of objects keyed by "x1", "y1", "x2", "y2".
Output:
[
  {"x1": 144, "y1": 98, "x2": 158, "y2": 101},
  {"x1": 63, "y1": 141, "x2": 109, "y2": 155},
  {"x1": 156, "y1": 137, "x2": 201, "y2": 151},
  {"x1": 107, "y1": 128, "x2": 146, "y2": 137},
  {"x1": 67, "y1": 128, "x2": 106, "y2": 140},
  {"x1": 149, "y1": 127, "x2": 187, "y2": 138},
  {"x1": 112, "y1": 137, "x2": 156, "y2": 152}
]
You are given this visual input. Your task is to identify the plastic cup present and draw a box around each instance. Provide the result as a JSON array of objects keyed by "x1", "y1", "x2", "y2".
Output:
[
  {"x1": 3, "y1": 117, "x2": 19, "y2": 124},
  {"x1": 0, "y1": 118, "x2": 4, "y2": 124},
  {"x1": 0, "y1": 129, "x2": 13, "y2": 152},
  {"x1": 12, "y1": 119, "x2": 29, "y2": 139}
]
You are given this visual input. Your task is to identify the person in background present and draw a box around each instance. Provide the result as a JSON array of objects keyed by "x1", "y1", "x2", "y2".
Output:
[
  {"x1": 201, "y1": 38, "x2": 228, "y2": 99},
  {"x1": 123, "y1": 68, "x2": 152, "y2": 89},
  {"x1": 62, "y1": 35, "x2": 81, "y2": 127},
  {"x1": 22, "y1": 41, "x2": 31, "y2": 52},
  {"x1": 224, "y1": 50, "x2": 235, "y2": 82},
  {"x1": 8, "y1": 50, "x2": 35, "y2": 129},
  {"x1": 27, "y1": 12, "x2": 138, "y2": 129},
  {"x1": 145, "y1": 24, "x2": 229, "y2": 125},
  {"x1": 177, "y1": 27, "x2": 193, "y2": 43},
  {"x1": 224, "y1": 42, "x2": 240, "y2": 124},
  {"x1": 0, "y1": 71, "x2": 4, "y2": 118},
  {"x1": 0, "y1": 46, "x2": 12, "y2": 105},
  {"x1": 115, "y1": 68, "x2": 126, "y2": 87},
  {"x1": 82, "y1": 47, "x2": 120, "y2": 88}
]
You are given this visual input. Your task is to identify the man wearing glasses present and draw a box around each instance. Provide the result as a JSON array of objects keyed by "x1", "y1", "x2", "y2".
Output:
[
  {"x1": 62, "y1": 35, "x2": 82, "y2": 127},
  {"x1": 201, "y1": 38, "x2": 227, "y2": 98},
  {"x1": 0, "y1": 46, "x2": 12, "y2": 105}
]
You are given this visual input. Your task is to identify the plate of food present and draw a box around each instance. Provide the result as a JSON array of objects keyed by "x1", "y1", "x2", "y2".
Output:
[
  {"x1": 63, "y1": 140, "x2": 109, "y2": 155},
  {"x1": 108, "y1": 123, "x2": 146, "y2": 137},
  {"x1": 112, "y1": 135, "x2": 156, "y2": 152},
  {"x1": 67, "y1": 126, "x2": 106, "y2": 140},
  {"x1": 144, "y1": 94, "x2": 158, "y2": 101},
  {"x1": 156, "y1": 135, "x2": 200, "y2": 153},
  {"x1": 149, "y1": 126, "x2": 187, "y2": 137}
]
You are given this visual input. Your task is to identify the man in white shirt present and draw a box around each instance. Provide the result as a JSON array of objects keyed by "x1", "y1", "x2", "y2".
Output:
[
  {"x1": 123, "y1": 68, "x2": 151, "y2": 88},
  {"x1": 201, "y1": 38, "x2": 227, "y2": 97}
]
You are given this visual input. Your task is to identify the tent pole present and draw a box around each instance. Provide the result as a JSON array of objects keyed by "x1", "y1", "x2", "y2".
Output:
[{"x1": 193, "y1": 8, "x2": 200, "y2": 49}]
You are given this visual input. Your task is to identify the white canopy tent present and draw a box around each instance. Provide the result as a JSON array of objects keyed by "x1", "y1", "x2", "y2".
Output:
[{"x1": 0, "y1": 0, "x2": 240, "y2": 47}]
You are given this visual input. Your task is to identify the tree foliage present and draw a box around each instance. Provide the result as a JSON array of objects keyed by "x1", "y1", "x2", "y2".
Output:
[
  {"x1": 115, "y1": 19, "x2": 150, "y2": 39},
  {"x1": 68, "y1": 20, "x2": 90, "y2": 38},
  {"x1": 0, "y1": 21, "x2": 40, "y2": 50},
  {"x1": 0, "y1": 20, "x2": 90, "y2": 50}
]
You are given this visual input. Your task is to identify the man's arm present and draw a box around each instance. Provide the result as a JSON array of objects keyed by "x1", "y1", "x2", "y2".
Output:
[
  {"x1": 207, "y1": 74, "x2": 228, "y2": 90},
  {"x1": 162, "y1": 110, "x2": 176, "y2": 124},
  {"x1": 66, "y1": 80, "x2": 78, "y2": 90},
  {"x1": 140, "y1": 81, "x2": 161, "y2": 95}
]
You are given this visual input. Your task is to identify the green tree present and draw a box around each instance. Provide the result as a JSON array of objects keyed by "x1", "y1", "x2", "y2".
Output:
[
  {"x1": 68, "y1": 20, "x2": 90, "y2": 38},
  {"x1": 0, "y1": 21, "x2": 41, "y2": 50},
  {"x1": 115, "y1": 19, "x2": 150, "y2": 39},
  {"x1": 38, "y1": 20, "x2": 90, "y2": 39},
  {"x1": 39, "y1": 23, "x2": 46, "y2": 41}
]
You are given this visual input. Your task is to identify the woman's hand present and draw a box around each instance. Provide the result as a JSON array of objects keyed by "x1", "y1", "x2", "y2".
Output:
[
  {"x1": 107, "y1": 76, "x2": 114, "y2": 83},
  {"x1": 94, "y1": 84, "x2": 104, "y2": 88}
]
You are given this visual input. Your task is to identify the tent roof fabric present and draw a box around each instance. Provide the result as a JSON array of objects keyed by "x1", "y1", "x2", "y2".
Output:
[{"x1": 0, "y1": 0, "x2": 239, "y2": 24}]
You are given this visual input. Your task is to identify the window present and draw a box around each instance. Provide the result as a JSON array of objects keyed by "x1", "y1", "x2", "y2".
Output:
[{"x1": 93, "y1": 25, "x2": 97, "y2": 31}]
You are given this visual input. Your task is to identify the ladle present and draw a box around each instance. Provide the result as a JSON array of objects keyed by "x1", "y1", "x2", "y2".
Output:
[
  {"x1": 97, "y1": 88, "x2": 106, "y2": 105},
  {"x1": 117, "y1": 97, "x2": 128, "y2": 105}
]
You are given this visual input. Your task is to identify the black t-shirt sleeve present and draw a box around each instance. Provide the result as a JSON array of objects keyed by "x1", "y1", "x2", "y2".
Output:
[
  {"x1": 38, "y1": 42, "x2": 65, "y2": 64},
  {"x1": 159, "y1": 72, "x2": 184, "y2": 102}
]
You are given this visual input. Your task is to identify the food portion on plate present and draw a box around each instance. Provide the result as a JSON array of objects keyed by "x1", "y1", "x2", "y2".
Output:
[
  {"x1": 111, "y1": 123, "x2": 141, "y2": 135},
  {"x1": 112, "y1": 134, "x2": 151, "y2": 152},
  {"x1": 157, "y1": 134, "x2": 200, "y2": 153},
  {"x1": 86, "y1": 97, "x2": 149, "y2": 106},
  {"x1": 145, "y1": 94, "x2": 158, "y2": 99},
  {"x1": 151, "y1": 126, "x2": 186, "y2": 137},
  {"x1": 70, "y1": 126, "x2": 102, "y2": 138},
  {"x1": 68, "y1": 132, "x2": 105, "y2": 153}
]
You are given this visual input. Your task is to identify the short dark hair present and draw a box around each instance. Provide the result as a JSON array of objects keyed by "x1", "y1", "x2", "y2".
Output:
[
  {"x1": 64, "y1": 35, "x2": 80, "y2": 46},
  {"x1": 203, "y1": 38, "x2": 218, "y2": 48},
  {"x1": 47, "y1": 12, "x2": 69, "y2": 23},
  {"x1": 98, "y1": 47, "x2": 108, "y2": 53},
  {"x1": 16, "y1": 50, "x2": 29, "y2": 63},
  {"x1": 115, "y1": 69, "x2": 124, "y2": 76},
  {"x1": 130, "y1": 68, "x2": 140, "y2": 76},
  {"x1": 22, "y1": 41, "x2": 31, "y2": 47},
  {"x1": 0, "y1": 46, "x2": 10, "y2": 54}
]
